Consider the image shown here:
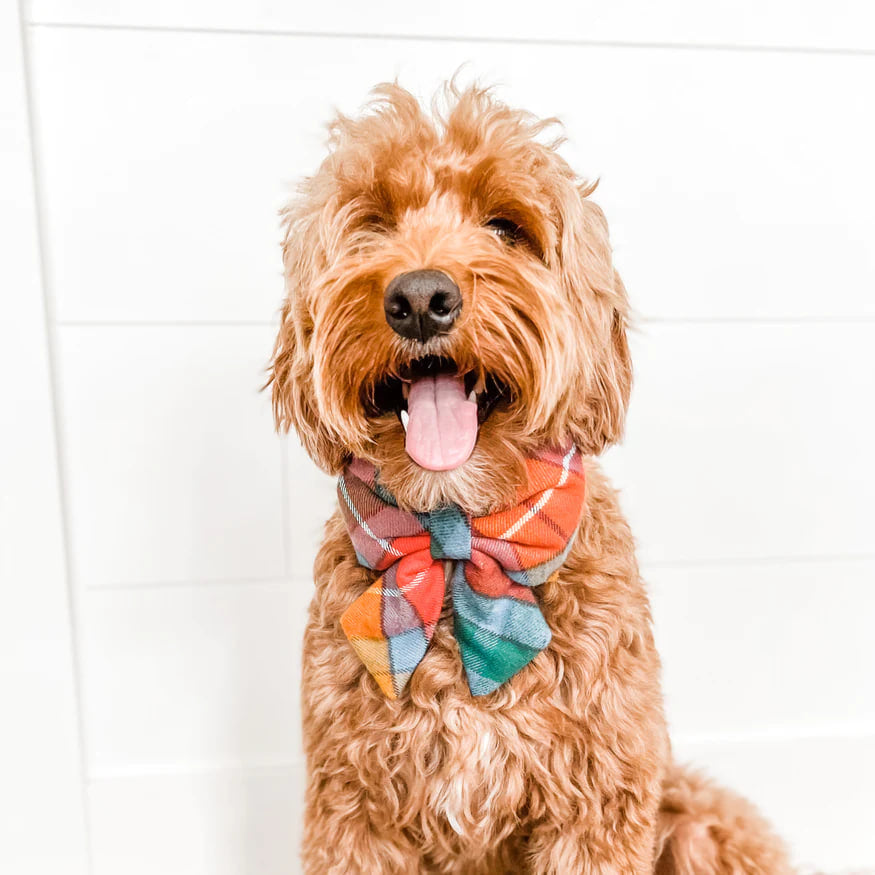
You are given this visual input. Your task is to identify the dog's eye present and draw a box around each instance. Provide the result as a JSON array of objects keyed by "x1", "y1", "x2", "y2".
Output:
[
  {"x1": 358, "y1": 213, "x2": 392, "y2": 232},
  {"x1": 485, "y1": 217, "x2": 522, "y2": 244}
]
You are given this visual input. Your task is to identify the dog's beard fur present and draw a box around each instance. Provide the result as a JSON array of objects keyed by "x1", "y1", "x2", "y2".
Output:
[{"x1": 269, "y1": 83, "x2": 632, "y2": 513}]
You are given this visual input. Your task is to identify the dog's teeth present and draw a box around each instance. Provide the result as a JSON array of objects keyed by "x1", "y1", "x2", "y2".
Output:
[
  {"x1": 473, "y1": 375, "x2": 486, "y2": 395},
  {"x1": 468, "y1": 390, "x2": 477, "y2": 402},
  {"x1": 400, "y1": 409, "x2": 409, "y2": 431}
]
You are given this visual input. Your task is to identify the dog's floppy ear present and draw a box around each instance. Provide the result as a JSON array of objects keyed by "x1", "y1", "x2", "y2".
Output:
[
  {"x1": 556, "y1": 184, "x2": 633, "y2": 455},
  {"x1": 268, "y1": 206, "x2": 347, "y2": 473},
  {"x1": 588, "y1": 266, "x2": 633, "y2": 453}
]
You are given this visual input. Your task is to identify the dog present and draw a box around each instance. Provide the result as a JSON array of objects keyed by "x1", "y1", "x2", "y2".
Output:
[{"x1": 269, "y1": 82, "x2": 792, "y2": 874}]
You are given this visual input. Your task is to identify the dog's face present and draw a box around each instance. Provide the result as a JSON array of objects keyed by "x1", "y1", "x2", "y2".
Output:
[{"x1": 270, "y1": 85, "x2": 631, "y2": 513}]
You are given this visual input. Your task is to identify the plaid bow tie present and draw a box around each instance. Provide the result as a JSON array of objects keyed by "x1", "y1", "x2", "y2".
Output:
[{"x1": 338, "y1": 443, "x2": 586, "y2": 698}]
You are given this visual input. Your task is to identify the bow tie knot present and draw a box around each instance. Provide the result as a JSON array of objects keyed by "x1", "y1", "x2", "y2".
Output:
[
  {"x1": 422, "y1": 506, "x2": 471, "y2": 561},
  {"x1": 339, "y1": 443, "x2": 586, "y2": 699}
]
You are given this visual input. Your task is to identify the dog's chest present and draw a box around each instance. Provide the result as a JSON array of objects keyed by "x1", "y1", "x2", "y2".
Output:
[
  {"x1": 410, "y1": 571, "x2": 538, "y2": 835},
  {"x1": 422, "y1": 713, "x2": 524, "y2": 839}
]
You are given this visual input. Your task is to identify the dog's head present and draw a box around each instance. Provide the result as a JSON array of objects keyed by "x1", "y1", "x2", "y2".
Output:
[{"x1": 270, "y1": 84, "x2": 631, "y2": 513}]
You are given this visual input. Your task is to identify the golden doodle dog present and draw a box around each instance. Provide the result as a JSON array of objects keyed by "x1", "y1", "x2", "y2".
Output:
[{"x1": 269, "y1": 83, "x2": 791, "y2": 874}]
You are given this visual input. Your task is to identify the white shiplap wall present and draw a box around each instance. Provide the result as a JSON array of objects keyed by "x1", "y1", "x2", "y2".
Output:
[{"x1": 4, "y1": 1, "x2": 874, "y2": 872}]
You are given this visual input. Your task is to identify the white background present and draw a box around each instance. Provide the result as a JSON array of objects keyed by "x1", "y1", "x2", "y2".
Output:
[{"x1": 2, "y1": 1, "x2": 874, "y2": 873}]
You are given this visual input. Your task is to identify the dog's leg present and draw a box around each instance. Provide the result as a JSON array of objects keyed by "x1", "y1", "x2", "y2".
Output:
[
  {"x1": 300, "y1": 518, "x2": 425, "y2": 874},
  {"x1": 301, "y1": 777, "x2": 422, "y2": 874},
  {"x1": 525, "y1": 791, "x2": 658, "y2": 875}
]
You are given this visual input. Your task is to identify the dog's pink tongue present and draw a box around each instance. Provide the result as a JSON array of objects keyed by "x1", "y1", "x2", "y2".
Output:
[{"x1": 405, "y1": 373, "x2": 478, "y2": 471}]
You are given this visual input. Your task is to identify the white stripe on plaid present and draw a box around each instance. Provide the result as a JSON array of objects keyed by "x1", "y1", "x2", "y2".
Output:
[
  {"x1": 498, "y1": 444, "x2": 578, "y2": 540},
  {"x1": 380, "y1": 565, "x2": 430, "y2": 598},
  {"x1": 339, "y1": 475, "x2": 404, "y2": 558}
]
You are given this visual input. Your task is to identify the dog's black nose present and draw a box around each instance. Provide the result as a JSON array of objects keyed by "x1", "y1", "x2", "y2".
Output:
[{"x1": 384, "y1": 269, "x2": 462, "y2": 342}]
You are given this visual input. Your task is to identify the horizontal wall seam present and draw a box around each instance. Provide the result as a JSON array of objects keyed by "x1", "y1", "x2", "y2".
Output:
[
  {"x1": 82, "y1": 553, "x2": 875, "y2": 591},
  {"x1": 25, "y1": 21, "x2": 875, "y2": 60},
  {"x1": 85, "y1": 727, "x2": 875, "y2": 781}
]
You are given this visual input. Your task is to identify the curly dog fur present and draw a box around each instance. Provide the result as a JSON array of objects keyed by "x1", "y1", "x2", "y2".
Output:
[{"x1": 269, "y1": 82, "x2": 792, "y2": 873}]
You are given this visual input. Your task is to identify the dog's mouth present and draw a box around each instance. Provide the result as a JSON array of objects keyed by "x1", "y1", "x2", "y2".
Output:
[{"x1": 366, "y1": 356, "x2": 508, "y2": 472}]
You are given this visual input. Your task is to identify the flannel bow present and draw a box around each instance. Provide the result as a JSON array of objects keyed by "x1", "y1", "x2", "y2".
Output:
[{"x1": 338, "y1": 443, "x2": 586, "y2": 698}]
